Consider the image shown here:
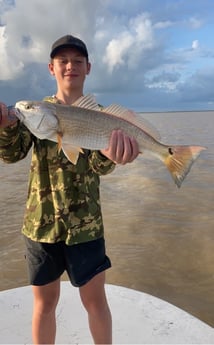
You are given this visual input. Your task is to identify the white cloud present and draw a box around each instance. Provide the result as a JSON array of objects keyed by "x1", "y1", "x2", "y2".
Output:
[
  {"x1": 103, "y1": 13, "x2": 155, "y2": 72},
  {"x1": 0, "y1": 0, "x2": 101, "y2": 78},
  {"x1": 103, "y1": 33, "x2": 133, "y2": 71},
  {"x1": 0, "y1": 26, "x2": 24, "y2": 79},
  {"x1": 154, "y1": 21, "x2": 173, "y2": 29},
  {"x1": 145, "y1": 70, "x2": 181, "y2": 91},
  {"x1": 192, "y1": 40, "x2": 199, "y2": 50}
]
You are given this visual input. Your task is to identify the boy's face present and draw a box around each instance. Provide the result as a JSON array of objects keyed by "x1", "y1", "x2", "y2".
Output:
[{"x1": 48, "y1": 47, "x2": 91, "y2": 91}]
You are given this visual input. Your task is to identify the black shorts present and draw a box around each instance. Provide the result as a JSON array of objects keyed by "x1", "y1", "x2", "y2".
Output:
[{"x1": 24, "y1": 236, "x2": 111, "y2": 287}]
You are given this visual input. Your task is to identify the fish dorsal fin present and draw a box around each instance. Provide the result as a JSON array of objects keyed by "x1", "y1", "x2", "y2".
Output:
[
  {"x1": 103, "y1": 104, "x2": 161, "y2": 140},
  {"x1": 73, "y1": 94, "x2": 160, "y2": 140},
  {"x1": 72, "y1": 94, "x2": 101, "y2": 111}
]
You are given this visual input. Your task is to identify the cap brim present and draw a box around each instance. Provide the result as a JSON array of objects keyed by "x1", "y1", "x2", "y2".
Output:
[{"x1": 50, "y1": 44, "x2": 87, "y2": 58}]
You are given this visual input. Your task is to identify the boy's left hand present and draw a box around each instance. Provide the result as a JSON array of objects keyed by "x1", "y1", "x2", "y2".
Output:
[{"x1": 101, "y1": 130, "x2": 139, "y2": 165}]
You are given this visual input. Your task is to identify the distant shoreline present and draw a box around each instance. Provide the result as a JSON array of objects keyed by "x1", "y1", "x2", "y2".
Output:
[{"x1": 138, "y1": 109, "x2": 214, "y2": 114}]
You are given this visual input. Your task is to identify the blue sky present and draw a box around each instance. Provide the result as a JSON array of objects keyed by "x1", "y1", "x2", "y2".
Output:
[{"x1": 0, "y1": 0, "x2": 213, "y2": 111}]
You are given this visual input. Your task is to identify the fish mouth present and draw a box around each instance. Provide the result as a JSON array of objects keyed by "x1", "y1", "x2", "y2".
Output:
[{"x1": 10, "y1": 106, "x2": 24, "y2": 121}]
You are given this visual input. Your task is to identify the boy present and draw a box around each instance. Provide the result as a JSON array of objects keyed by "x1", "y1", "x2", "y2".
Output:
[{"x1": 0, "y1": 35, "x2": 139, "y2": 344}]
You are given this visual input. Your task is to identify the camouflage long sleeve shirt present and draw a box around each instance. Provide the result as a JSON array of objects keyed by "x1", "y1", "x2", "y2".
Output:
[{"x1": 0, "y1": 97, "x2": 115, "y2": 245}]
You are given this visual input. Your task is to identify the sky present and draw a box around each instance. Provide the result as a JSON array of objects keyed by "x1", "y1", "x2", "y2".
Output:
[{"x1": 0, "y1": 0, "x2": 213, "y2": 111}]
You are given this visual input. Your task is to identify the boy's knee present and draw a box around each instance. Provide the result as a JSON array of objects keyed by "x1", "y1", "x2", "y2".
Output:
[{"x1": 34, "y1": 295, "x2": 59, "y2": 315}]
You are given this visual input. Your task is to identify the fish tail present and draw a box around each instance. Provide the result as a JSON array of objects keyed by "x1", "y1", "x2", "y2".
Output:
[{"x1": 164, "y1": 145, "x2": 206, "y2": 188}]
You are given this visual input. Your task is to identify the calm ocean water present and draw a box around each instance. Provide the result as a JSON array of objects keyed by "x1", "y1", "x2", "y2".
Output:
[{"x1": 0, "y1": 111, "x2": 213, "y2": 326}]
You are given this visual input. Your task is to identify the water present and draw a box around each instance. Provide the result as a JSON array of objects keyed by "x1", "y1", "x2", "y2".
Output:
[{"x1": 0, "y1": 111, "x2": 213, "y2": 326}]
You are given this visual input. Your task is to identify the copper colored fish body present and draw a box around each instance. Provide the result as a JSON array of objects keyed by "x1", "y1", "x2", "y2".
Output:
[{"x1": 14, "y1": 94, "x2": 206, "y2": 188}]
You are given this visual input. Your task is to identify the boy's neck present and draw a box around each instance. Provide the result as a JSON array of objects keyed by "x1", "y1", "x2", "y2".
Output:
[{"x1": 55, "y1": 90, "x2": 83, "y2": 105}]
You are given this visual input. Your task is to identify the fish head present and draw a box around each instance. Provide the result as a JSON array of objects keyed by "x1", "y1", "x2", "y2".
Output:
[{"x1": 15, "y1": 100, "x2": 59, "y2": 139}]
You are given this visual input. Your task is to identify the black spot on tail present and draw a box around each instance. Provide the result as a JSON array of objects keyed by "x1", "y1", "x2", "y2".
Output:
[{"x1": 169, "y1": 147, "x2": 173, "y2": 155}]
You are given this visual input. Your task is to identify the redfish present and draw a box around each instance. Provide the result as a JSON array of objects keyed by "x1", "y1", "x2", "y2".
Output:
[{"x1": 15, "y1": 94, "x2": 206, "y2": 188}]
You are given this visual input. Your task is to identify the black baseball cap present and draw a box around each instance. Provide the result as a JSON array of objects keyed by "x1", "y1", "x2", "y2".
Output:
[{"x1": 50, "y1": 35, "x2": 88, "y2": 59}]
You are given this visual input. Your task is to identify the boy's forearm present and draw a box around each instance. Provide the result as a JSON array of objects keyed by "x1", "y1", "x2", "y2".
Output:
[
  {"x1": 0, "y1": 122, "x2": 32, "y2": 163},
  {"x1": 88, "y1": 150, "x2": 116, "y2": 175}
]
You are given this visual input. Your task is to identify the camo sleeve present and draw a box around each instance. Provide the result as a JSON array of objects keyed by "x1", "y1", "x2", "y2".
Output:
[
  {"x1": 88, "y1": 150, "x2": 116, "y2": 175},
  {"x1": 0, "y1": 122, "x2": 33, "y2": 163}
]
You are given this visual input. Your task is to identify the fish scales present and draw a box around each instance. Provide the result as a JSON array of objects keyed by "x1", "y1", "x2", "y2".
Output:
[{"x1": 55, "y1": 104, "x2": 159, "y2": 152}]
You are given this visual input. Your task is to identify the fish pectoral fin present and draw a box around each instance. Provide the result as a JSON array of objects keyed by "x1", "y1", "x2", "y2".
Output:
[
  {"x1": 57, "y1": 132, "x2": 63, "y2": 153},
  {"x1": 62, "y1": 144, "x2": 83, "y2": 164}
]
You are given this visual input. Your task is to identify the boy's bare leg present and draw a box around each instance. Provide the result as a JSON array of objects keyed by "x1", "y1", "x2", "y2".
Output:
[
  {"x1": 79, "y1": 271, "x2": 112, "y2": 344},
  {"x1": 32, "y1": 278, "x2": 60, "y2": 344},
  {"x1": 31, "y1": 272, "x2": 112, "y2": 344}
]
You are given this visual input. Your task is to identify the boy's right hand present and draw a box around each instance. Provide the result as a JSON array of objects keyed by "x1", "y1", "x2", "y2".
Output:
[{"x1": 0, "y1": 102, "x2": 17, "y2": 128}]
